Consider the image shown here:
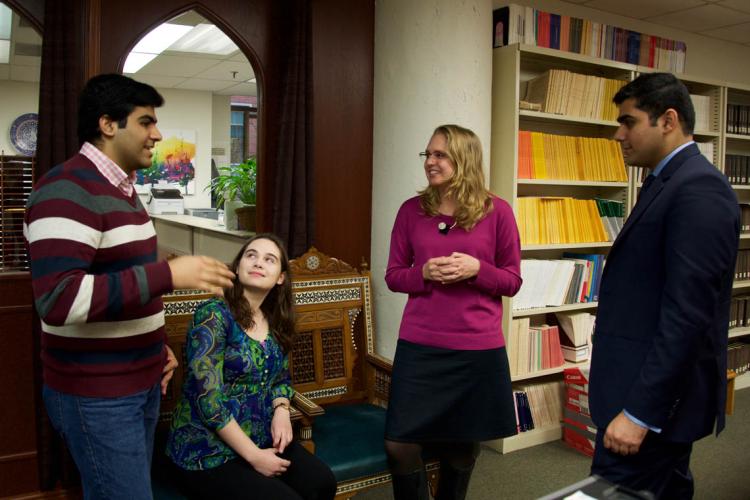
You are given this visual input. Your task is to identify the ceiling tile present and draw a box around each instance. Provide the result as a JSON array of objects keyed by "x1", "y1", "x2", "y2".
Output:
[
  {"x1": 716, "y1": 0, "x2": 750, "y2": 14},
  {"x1": 646, "y1": 4, "x2": 750, "y2": 31},
  {"x1": 580, "y1": 0, "x2": 705, "y2": 20},
  {"x1": 128, "y1": 74, "x2": 187, "y2": 89},
  {"x1": 215, "y1": 82, "x2": 258, "y2": 96},
  {"x1": 174, "y1": 77, "x2": 234, "y2": 92},
  {"x1": 9, "y1": 64, "x2": 39, "y2": 82},
  {"x1": 700, "y1": 22, "x2": 750, "y2": 44},
  {"x1": 0, "y1": 65, "x2": 10, "y2": 80},
  {"x1": 192, "y1": 60, "x2": 255, "y2": 82}
]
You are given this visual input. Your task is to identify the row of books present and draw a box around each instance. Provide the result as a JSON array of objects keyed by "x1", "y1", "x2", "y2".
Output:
[
  {"x1": 522, "y1": 69, "x2": 626, "y2": 122},
  {"x1": 728, "y1": 294, "x2": 750, "y2": 329},
  {"x1": 691, "y1": 94, "x2": 714, "y2": 133},
  {"x1": 517, "y1": 131, "x2": 627, "y2": 181},
  {"x1": 727, "y1": 104, "x2": 750, "y2": 135},
  {"x1": 507, "y1": 319, "x2": 565, "y2": 377},
  {"x1": 512, "y1": 380, "x2": 564, "y2": 432},
  {"x1": 741, "y1": 205, "x2": 750, "y2": 234},
  {"x1": 493, "y1": 4, "x2": 686, "y2": 72},
  {"x1": 735, "y1": 250, "x2": 750, "y2": 282},
  {"x1": 728, "y1": 341, "x2": 750, "y2": 375},
  {"x1": 725, "y1": 155, "x2": 750, "y2": 185},
  {"x1": 517, "y1": 197, "x2": 617, "y2": 245},
  {"x1": 514, "y1": 253, "x2": 606, "y2": 310}
]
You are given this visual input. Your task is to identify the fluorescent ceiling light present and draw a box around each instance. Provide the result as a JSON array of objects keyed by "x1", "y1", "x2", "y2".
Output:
[
  {"x1": 246, "y1": 78, "x2": 256, "y2": 84},
  {"x1": 0, "y1": 3, "x2": 11, "y2": 40},
  {"x1": 123, "y1": 23, "x2": 192, "y2": 73},
  {"x1": 133, "y1": 23, "x2": 192, "y2": 54},
  {"x1": 123, "y1": 52, "x2": 157, "y2": 73},
  {"x1": 168, "y1": 24, "x2": 237, "y2": 55}
]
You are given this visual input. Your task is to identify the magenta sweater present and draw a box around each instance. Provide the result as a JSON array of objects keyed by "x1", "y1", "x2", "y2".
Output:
[{"x1": 385, "y1": 196, "x2": 522, "y2": 350}]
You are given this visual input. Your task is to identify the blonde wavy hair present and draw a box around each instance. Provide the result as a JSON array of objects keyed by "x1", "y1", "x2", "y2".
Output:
[{"x1": 419, "y1": 124, "x2": 493, "y2": 229}]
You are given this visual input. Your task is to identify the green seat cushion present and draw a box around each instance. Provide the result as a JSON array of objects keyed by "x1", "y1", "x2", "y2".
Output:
[{"x1": 313, "y1": 403, "x2": 388, "y2": 482}]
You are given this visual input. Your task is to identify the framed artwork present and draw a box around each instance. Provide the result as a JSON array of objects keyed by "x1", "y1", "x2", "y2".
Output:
[{"x1": 136, "y1": 129, "x2": 196, "y2": 195}]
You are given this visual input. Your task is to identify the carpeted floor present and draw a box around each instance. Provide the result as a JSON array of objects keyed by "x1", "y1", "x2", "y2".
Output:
[{"x1": 358, "y1": 388, "x2": 750, "y2": 499}]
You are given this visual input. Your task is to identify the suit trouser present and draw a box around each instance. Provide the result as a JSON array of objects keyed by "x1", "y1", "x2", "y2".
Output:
[{"x1": 591, "y1": 428, "x2": 694, "y2": 500}]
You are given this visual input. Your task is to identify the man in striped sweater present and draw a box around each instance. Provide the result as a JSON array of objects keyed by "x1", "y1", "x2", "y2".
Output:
[{"x1": 24, "y1": 74, "x2": 235, "y2": 499}]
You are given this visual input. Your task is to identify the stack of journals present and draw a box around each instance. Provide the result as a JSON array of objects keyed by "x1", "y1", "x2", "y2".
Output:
[
  {"x1": 517, "y1": 197, "x2": 610, "y2": 245},
  {"x1": 727, "y1": 104, "x2": 750, "y2": 135},
  {"x1": 522, "y1": 70, "x2": 626, "y2": 121},
  {"x1": 725, "y1": 155, "x2": 750, "y2": 184},
  {"x1": 517, "y1": 131, "x2": 627, "y2": 181},
  {"x1": 563, "y1": 366, "x2": 596, "y2": 457},
  {"x1": 512, "y1": 380, "x2": 564, "y2": 433},
  {"x1": 695, "y1": 141, "x2": 715, "y2": 164},
  {"x1": 507, "y1": 318, "x2": 565, "y2": 377},
  {"x1": 493, "y1": 4, "x2": 687, "y2": 72},
  {"x1": 690, "y1": 94, "x2": 713, "y2": 133},
  {"x1": 556, "y1": 311, "x2": 595, "y2": 363},
  {"x1": 514, "y1": 253, "x2": 605, "y2": 311},
  {"x1": 595, "y1": 198, "x2": 624, "y2": 241}
]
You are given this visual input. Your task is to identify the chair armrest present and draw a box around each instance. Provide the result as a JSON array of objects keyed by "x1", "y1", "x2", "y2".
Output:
[
  {"x1": 292, "y1": 391, "x2": 325, "y2": 418},
  {"x1": 365, "y1": 353, "x2": 393, "y2": 374}
]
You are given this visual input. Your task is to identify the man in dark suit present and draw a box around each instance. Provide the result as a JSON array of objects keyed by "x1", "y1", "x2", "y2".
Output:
[{"x1": 589, "y1": 72, "x2": 740, "y2": 498}]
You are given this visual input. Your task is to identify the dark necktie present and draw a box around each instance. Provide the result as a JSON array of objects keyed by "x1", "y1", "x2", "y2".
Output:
[{"x1": 638, "y1": 174, "x2": 656, "y2": 200}]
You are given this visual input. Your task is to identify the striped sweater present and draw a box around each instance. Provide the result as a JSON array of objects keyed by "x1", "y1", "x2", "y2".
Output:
[{"x1": 24, "y1": 153, "x2": 173, "y2": 397}]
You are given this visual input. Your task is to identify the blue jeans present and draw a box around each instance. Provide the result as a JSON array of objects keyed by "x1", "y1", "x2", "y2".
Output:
[{"x1": 43, "y1": 383, "x2": 161, "y2": 500}]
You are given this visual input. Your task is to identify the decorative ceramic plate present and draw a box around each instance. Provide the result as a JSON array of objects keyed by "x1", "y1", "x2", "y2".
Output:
[{"x1": 9, "y1": 113, "x2": 39, "y2": 156}]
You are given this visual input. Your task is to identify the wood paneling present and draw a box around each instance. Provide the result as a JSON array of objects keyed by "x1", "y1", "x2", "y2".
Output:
[
  {"x1": 0, "y1": 273, "x2": 38, "y2": 497},
  {"x1": 311, "y1": 0, "x2": 374, "y2": 267}
]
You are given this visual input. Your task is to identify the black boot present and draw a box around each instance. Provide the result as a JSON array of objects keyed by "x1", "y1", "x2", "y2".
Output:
[
  {"x1": 435, "y1": 461, "x2": 474, "y2": 500},
  {"x1": 392, "y1": 468, "x2": 429, "y2": 500}
]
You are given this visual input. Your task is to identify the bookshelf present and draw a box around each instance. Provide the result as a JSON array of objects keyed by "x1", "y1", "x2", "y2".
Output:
[
  {"x1": 487, "y1": 43, "x2": 634, "y2": 454},
  {"x1": 488, "y1": 43, "x2": 747, "y2": 454},
  {"x1": 726, "y1": 82, "x2": 750, "y2": 383}
]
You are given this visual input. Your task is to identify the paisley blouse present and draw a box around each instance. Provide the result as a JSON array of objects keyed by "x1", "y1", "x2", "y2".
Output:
[{"x1": 166, "y1": 298, "x2": 294, "y2": 470}]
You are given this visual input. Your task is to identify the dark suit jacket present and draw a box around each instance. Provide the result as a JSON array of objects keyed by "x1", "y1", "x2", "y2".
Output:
[{"x1": 589, "y1": 143, "x2": 740, "y2": 443}]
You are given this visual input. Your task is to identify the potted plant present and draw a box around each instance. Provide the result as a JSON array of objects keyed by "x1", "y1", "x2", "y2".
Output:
[{"x1": 208, "y1": 157, "x2": 257, "y2": 231}]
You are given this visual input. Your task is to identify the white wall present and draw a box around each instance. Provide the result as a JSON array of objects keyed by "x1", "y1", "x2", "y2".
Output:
[
  {"x1": 372, "y1": 0, "x2": 494, "y2": 358},
  {"x1": 0, "y1": 81, "x2": 39, "y2": 156},
  {"x1": 372, "y1": 0, "x2": 750, "y2": 360}
]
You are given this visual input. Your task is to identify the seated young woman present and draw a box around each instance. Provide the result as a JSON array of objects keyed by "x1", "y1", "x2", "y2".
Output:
[{"x1": 166, "y1": 233, "x2": 336, "y2": 499}]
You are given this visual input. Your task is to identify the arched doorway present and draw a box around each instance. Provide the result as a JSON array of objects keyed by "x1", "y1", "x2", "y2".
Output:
[{"x1": 121, "y1": 9, "x2": 259, "y2": 231}]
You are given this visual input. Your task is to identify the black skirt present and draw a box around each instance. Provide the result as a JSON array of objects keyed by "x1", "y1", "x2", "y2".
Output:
[{"x1": 385, "y1": 339, "x2": 518, "y2": 443}]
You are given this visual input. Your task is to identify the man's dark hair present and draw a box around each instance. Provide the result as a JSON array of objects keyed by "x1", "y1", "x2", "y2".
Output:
[
  {"x1": 77, "y1": 74, "x2": 164, "y2": 145},
  {"x1": 613, "y1": 72, "x2": 695, "y2": 135}
]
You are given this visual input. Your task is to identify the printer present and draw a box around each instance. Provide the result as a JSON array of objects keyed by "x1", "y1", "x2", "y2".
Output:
[{"x1": 147, "y1": 187, "x2": 184, "y2": 215}]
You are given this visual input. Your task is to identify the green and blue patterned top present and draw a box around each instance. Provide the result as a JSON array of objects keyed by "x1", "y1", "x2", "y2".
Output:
[{"x1": 166, "y1": 298, "x2": 294, "y2": 470}]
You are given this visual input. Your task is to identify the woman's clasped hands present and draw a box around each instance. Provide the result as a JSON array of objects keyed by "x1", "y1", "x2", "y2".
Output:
[{"x1": 422, "y1": 252, "x2": 480, "y2": 284}]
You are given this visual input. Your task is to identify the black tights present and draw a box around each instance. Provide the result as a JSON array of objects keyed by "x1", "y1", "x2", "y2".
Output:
[{"x1": 385, "y1": 440, "x2": 480, "y2": 475}]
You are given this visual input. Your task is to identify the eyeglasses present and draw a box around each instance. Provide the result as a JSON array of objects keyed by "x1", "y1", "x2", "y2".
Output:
[{"x1": 419, "y1": 151, "x2": 450, "y2": 161}]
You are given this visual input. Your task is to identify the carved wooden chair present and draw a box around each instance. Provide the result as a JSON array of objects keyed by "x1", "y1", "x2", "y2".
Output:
[{"x1": 287, "y1": 247, "x2": 439, "y2": 499}]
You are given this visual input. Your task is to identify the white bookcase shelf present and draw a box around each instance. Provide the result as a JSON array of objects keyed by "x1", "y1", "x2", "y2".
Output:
[{"x1": 490, "y1": 42, "x2": 746, "y2": 452}]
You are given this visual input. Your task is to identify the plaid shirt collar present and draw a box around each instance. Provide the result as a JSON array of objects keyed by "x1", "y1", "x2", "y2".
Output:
[{"x1": 79, "y1": 142, "x2": 136, "y2": 197}]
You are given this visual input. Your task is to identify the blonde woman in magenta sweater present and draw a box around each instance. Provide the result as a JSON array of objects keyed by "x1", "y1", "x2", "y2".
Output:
[{"x1": 384, "y1": 124, "x2": 522, "y2": 500}]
